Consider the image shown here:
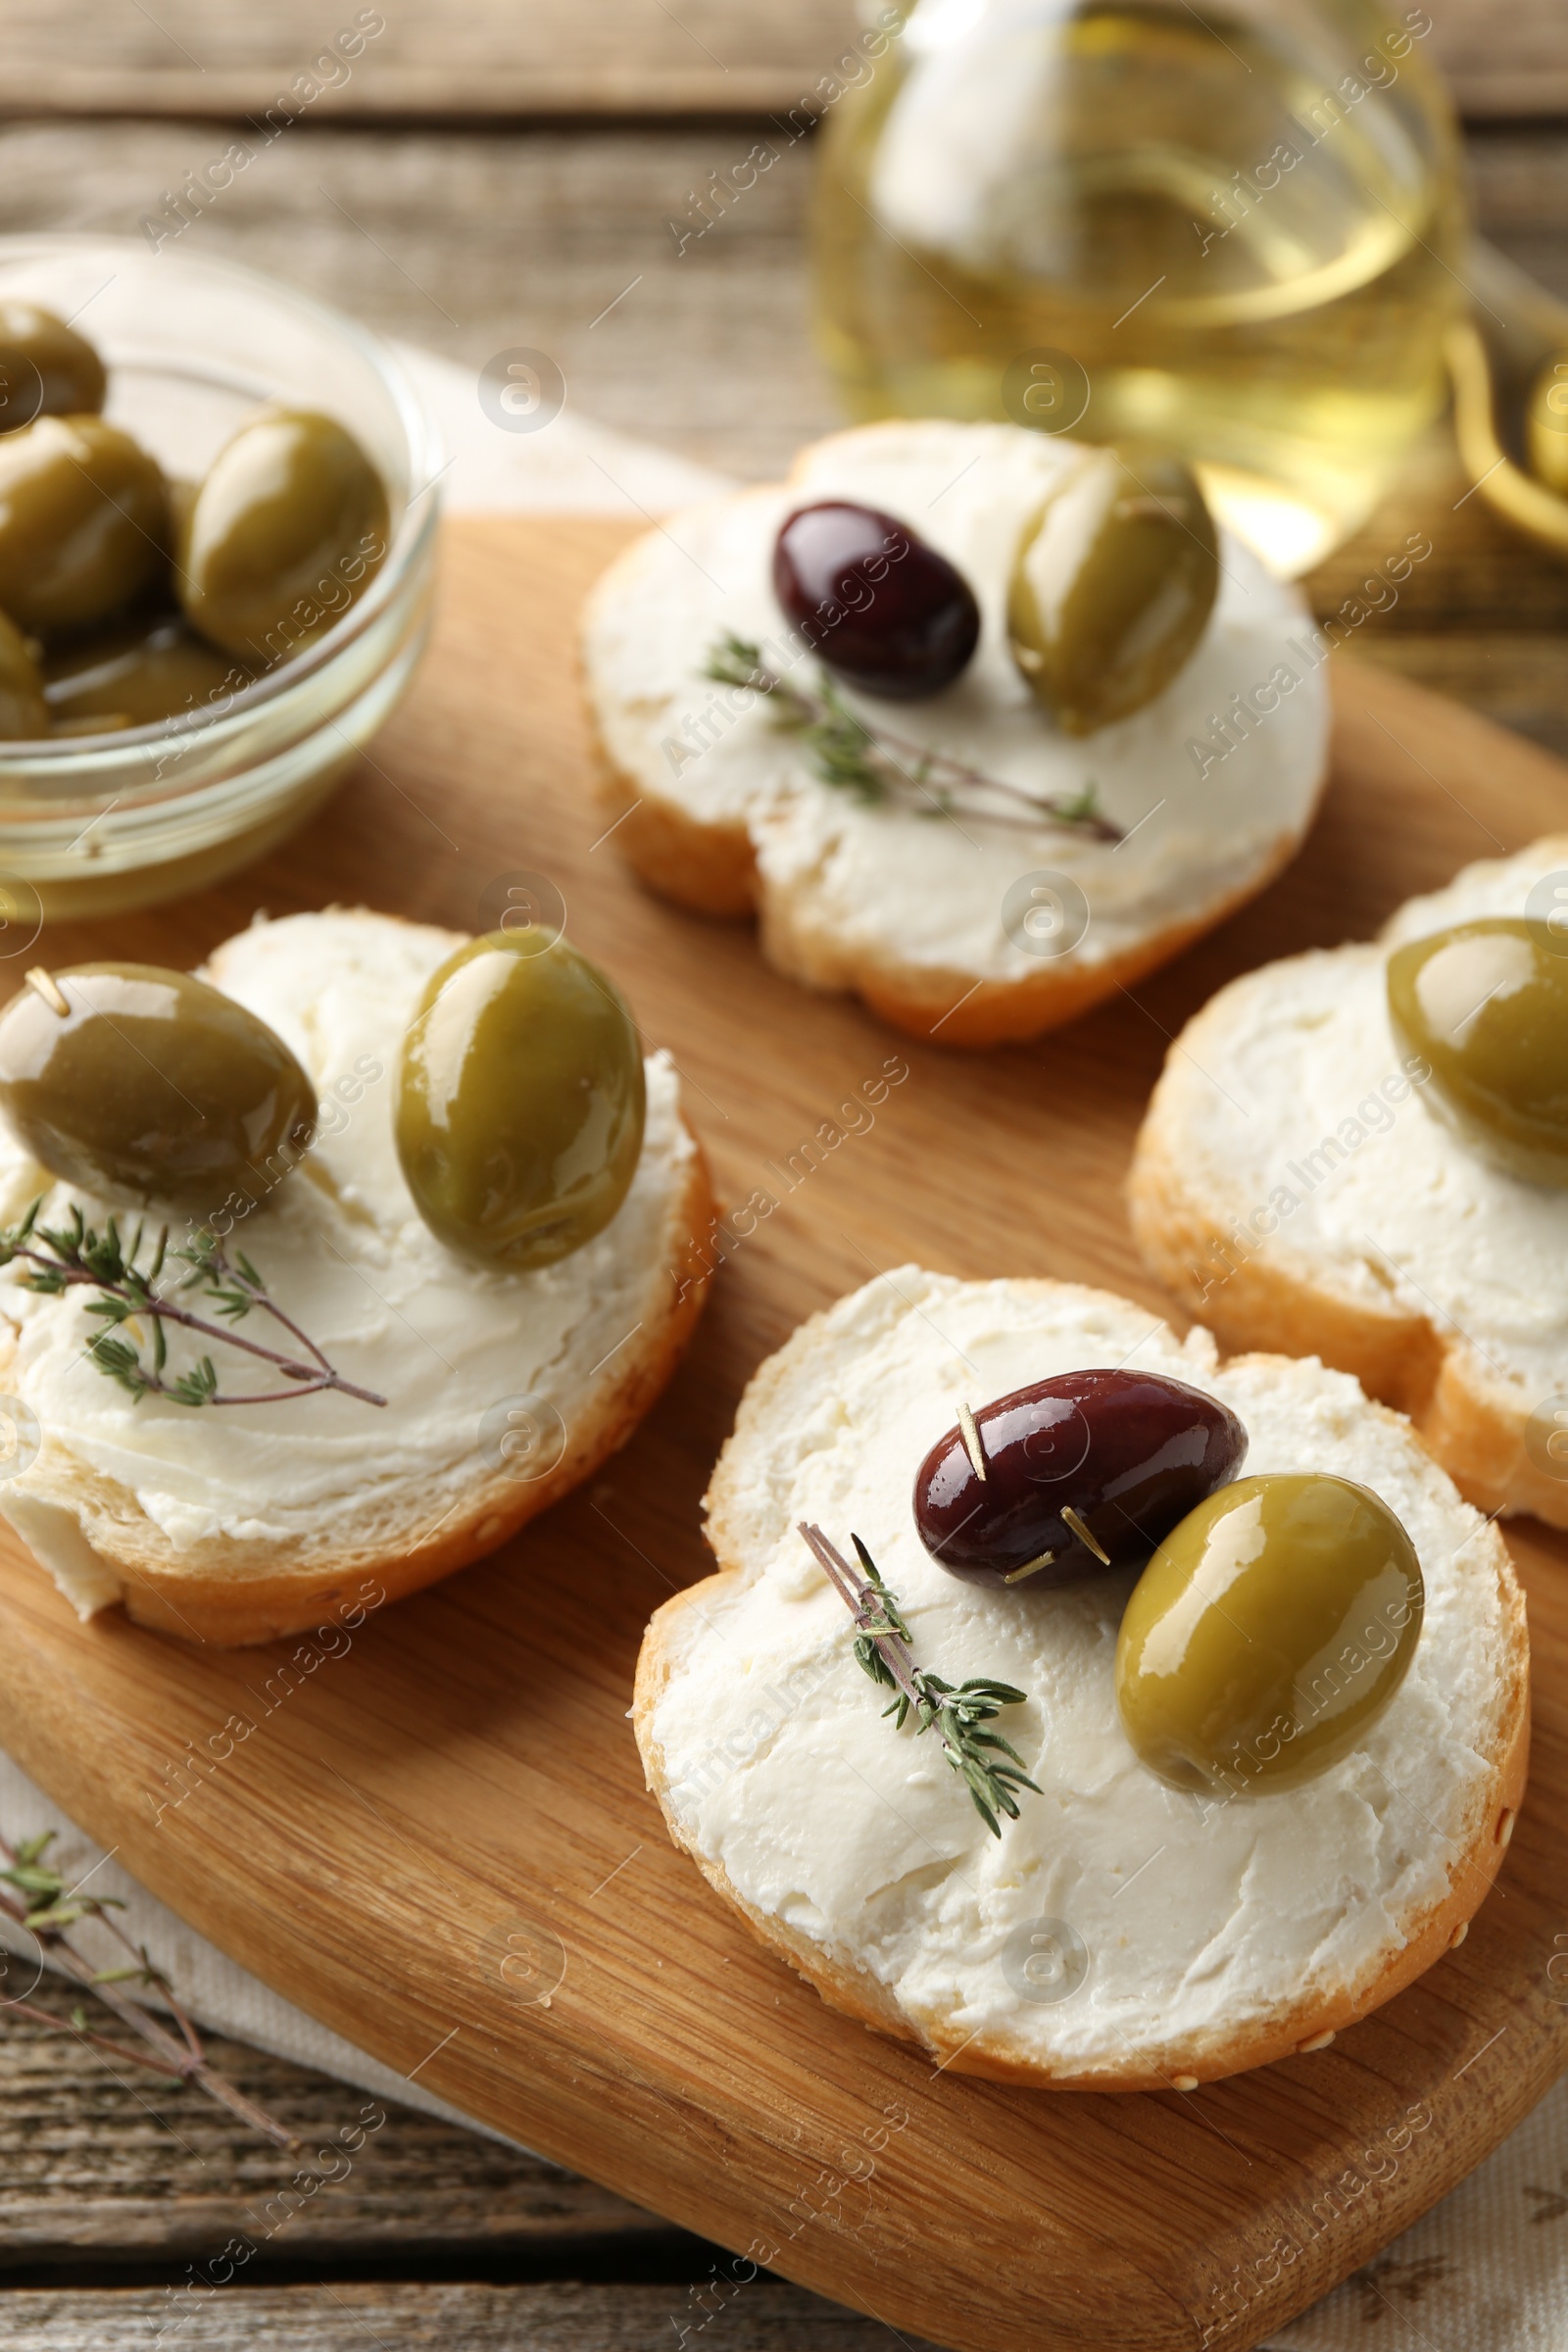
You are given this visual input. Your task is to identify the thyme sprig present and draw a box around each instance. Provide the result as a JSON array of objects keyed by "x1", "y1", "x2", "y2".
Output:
[
  {"x1": 0, "y1": 1200, "x2": 385, "y2": 1409},
  {"x1": 0, "y1": 1827, "x2": 298, "y2": 2150},
  {"x1": 799, "y1": 1522, "x2": 1041, "y2": 1837},
  {"x1": 704, "y1": 634, "x2": 1121, "y2": 842}
]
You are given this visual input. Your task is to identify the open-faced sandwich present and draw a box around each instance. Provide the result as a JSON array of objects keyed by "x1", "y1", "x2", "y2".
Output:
[
  {"x1": 0, "y1": 909, "x2": 712, "y2": 1645},
  {"x1": 1130, "y1": 836, "x2": 1568, "y2": 1527},
  {"x1": 582, "y1": 420, "x2": 1330, "y2": 1046},
  {"x1": 634, "y1": 1269, "x2": 1527, "y2": 2090}
]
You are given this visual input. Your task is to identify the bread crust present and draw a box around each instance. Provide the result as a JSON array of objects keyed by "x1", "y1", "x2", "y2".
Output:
[
  {"x1": 586, "y1": 721, "x2": 1314, "y2": 1045},
  {"x1": 633, "y1": 1284, "x2": 1530, "y2": 2091},
  {"x1": 8, "y1": 1137, "x2": 717, "y2": 1649},
  {"x1": 579, "y1": 424, "x2": 1329, "y2": 1048},
  {"x1": 586, "y1": 723, "x2": 760, "y2": 921},
  {"x1": 1126, "y1": 956, "x2": 1568, "y2": 1528}
]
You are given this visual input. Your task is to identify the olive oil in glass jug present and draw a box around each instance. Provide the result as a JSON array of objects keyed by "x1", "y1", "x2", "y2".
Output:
[{"x1": 813, "y1": 0, "x2": 1466, "y2": 574}]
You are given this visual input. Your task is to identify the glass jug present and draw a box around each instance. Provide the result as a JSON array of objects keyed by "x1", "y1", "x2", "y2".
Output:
[{"x1": 813, "y1": 0, "x2": 1466, "y2": 575}]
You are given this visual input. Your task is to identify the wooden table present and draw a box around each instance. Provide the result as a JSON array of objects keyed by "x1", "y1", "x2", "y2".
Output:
[{"x1": 2, "y1": 9, "x2": 1567, "y2": 2343}]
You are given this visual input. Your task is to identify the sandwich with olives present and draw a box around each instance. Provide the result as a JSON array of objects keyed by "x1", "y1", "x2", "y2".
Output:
[
  {"x1": 0, "y1": 909, "x2": 714, "y2": 1644},
  {"x1": 633, "y1": 1269, "x2": 1527, "y2": 2089},
  {"x1": 581, "y1": 420, "x2": 1329, "y2": 1046},
  {"x1": 1130, "y1": 834, "x2": 1568, "y2": 1527}
]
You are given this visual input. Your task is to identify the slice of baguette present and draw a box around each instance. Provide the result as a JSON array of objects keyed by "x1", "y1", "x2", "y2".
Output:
[
  {"x1": 0, "y1": 909, "x2": 714, "y2": 1647},
  {"x1": 1129, "y1": 836, "x2": 1568, "y2": 1526},
  {"x1": 581, "y1": 420, "x2": 1329, "y2": 1047},
  {"x1": 634, "y1": 1269, "x2": 1527, "y2": 2091}
]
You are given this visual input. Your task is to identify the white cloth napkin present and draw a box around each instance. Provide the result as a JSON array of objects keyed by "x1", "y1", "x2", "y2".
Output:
[{"x1": 1, "y1": 345, "x2": 1563, "y2": 2341}]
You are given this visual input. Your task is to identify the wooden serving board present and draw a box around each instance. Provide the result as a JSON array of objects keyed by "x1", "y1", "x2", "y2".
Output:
[
  {"x1": 1, "y1": 517, "x2": 1566, "y2": 2352},
  {"x1": 24, "y1": 0, "x2": 1566, "y2": 119}
]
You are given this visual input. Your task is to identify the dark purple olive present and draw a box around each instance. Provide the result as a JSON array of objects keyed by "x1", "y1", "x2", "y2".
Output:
[
  {"x1": 913, "y1": 1370, "x2": 1248, "y2": 1589},
  {"x1": 771, "y1": 501, "x2": 980, "y2": 700}
]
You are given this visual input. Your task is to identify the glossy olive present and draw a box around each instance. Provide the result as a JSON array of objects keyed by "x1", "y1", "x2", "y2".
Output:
[
  {"x1": 177, "y1": 409, "x2": 389, "y2": 662},
  {"x1": 396, "y1": 929, "x2": 646, "y2": 1271},
  {"x1": 0, "y1": 963, "x2": 317, "y2": 1211},
  {"x1": 0, "y1": 416, "x2": 169, "y2": 636},
  {"x1": 0, "y1": 303, "x2": 106, "y2": 434},
  {"x1": 914, "y1": 1369, "x2": 1247, "y2": 1587},
  {"x1": 1006, "y1": 446, "x2": 1219, "y2": 735},
  {"x1": 0, "y1": 609, "x2": 47, "y2": 740},
  {"x1": 43, "y1": 612, "x2": 253, "y2": 733},
  {"x1": 1115, "y1": 1474, "x2": 1423, "y2": 1794},
  {"x1": 1527, "y1": 352, "x2": 1568, "y2": 497},
  {"x1": 1387, "y1": 918, "x2": 1568, "y2": 1186},
  {"x1": 772, "y1": 502, "x2": 980, "y2": 699}
]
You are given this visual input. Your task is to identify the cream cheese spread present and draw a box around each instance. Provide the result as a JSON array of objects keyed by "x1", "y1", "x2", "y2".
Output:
[
  {"x1": 648, "y1": 1270, "x2": 1506, "y2": 2076},
  {"x1": 584, "y1": 421, "x2": 1328, "y2": 983},
  {"x1": 1179, "y1": 843, "x2": 1568, "y2": 1395},
  {"x1": 0, "y1": 909, "x2": 696, "y2": 1605}
]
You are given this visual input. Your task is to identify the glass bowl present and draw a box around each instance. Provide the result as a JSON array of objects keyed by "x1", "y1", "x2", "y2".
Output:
[{"x1": 0, "y1": 235, "x2": 443, "y2": 923}]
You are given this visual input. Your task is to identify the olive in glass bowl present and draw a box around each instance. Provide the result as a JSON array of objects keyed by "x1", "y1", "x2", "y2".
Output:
[
  {"x1": 0, "y1": 415, "x2": 169, "y2": 636},
  {"x1": 0, "y1": 299, "x2": 107, "y2": 431},
  {"x1": 0, "y1": 234, "x2": 440, "y2": 920}
]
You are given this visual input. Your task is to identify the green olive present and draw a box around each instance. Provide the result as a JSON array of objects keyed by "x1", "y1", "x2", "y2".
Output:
[
  {"x1": 0, "y1": 303, "x2": 107, "y2": 434},
  {"x1": 0, "y1": 609, "x2": 47, "y2": 740},
  {"x1": 43, "y1": 612, "x2": 253, "y2": 733},
  {"x1": 396, "y1": 928, "x2": 646, "y2": 1271},
  {"x1": 1388, "y1": 918, "x2": 1568, "y2": 1186},
  {"x1": 1115, "y1": 1473, "x2": 1423, "y2": 1794},
  {"x1": 0, "y1": 416, "x2": 168, "y2": 636},
  {"x1": 1527, "y1": 352, "x2": 1568, "y2": 497},
  {"x1": 177, "y1": 409, "x2": 390, "y2": 662},
  {"x1": 0, "y1": 963, "x2": 317, "y2": 1212},
  {"x1": 1007, "y1": 446, "x2": 1219, "y2": 735}
]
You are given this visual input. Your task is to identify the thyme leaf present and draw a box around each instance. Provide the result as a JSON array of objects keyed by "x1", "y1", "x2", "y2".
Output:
[
  {"x1": 703, "y1": 635, "x2": 1121, "y2": 842},
  {"x1": 0, "y1": 1205, "x2": 385, "y2": 1409},
  {"x1": 0, "y1": 1826, "x2": 300, "y2": 2152},
  {"x1": 800, "y1": 1523, "x2": 1041, "y2": 1838}
]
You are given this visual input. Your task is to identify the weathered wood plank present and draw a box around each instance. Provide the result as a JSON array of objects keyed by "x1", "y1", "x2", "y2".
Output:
[
  {"x1": 0, "y1": 119, "x2": 1564, "y2": 500},
  {"x1": 1422, "y1": 0, "x2": 1568, "y2": 120},
  {"x1": 1305, "y1": 424, "x2": 1568, "y2": 632},
  {"x1": 0, "y1": 2282, "x2": 919, "y2": 2347},
  {"x1": 0, "y1": 1980, "x2": 663, "y2": 2263},
  {"x1": 1467, "y1": 128, "x2": 1568, "y2": 310},
  {"x1": 0, "y1": 0, "x2": 864, "y2": 122},
  {"x1": 1342, "y1": 637, "x2": 1568, "y2": 765},
  {"x1": 1298, "y1": 406, "x2": 1568, "y2": 762},
  {"x1": 0, "y1": 0, "x2": 1557, "y2": 121},
  {"x1": 0, "y1": 118, "x2": 836, "y2": 485}
]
